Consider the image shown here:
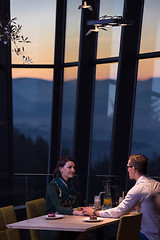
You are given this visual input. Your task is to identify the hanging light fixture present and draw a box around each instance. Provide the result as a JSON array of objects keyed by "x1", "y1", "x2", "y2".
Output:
[
  {"x1": 86, "y1": 24, "x2": 108, "y2": 36},
  {"x1": 87, "y1": 15, "x2": 133, "y2": 29},
  {"x1": 78, "y1": 1, "x2": 93, "y2": 11},
  {"x1": 78, "y1": 2, "x2": 134, "y2": 35}
]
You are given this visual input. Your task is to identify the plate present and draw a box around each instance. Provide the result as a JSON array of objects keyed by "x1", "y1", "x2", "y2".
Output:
[
  {"x1": 45, "y1": 214, "x2": 64, "y2": 220},
  {"x1": 83, "y1": 217, "x2": 103, "y2": 222}
]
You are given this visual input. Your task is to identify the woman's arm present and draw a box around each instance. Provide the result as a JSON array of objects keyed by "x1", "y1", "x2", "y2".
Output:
[{"x1": 46, "y1": 182, "x2": 74, "y2": 215}]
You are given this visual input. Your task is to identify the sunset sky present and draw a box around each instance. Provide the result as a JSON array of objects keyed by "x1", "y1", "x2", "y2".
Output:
[{"x1": 11, "y1": 0, "x2": 160, "y2": 81}]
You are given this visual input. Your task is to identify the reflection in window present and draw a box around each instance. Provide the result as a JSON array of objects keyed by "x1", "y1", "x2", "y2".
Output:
[
  {"x1": 11, "y1": 0, "x2": 56, "y2": 64},
  {"x1": 12, "y1": 69, "x2": 53, "y2": 173},
  {"x1": 97, "y1": 0, "x2": 123, "y2": 59},
  {"x1": 65, "y1": 0, "x2": 81, "y2": 63},
  {"x1": 60, "y1": 67, "x2": 78, "y2": 156},
  {"x1": 91, "y1": 64, "x2": 117, "y2": 175},
  {"x1": 140, "y1": 0, "x2": 160, "y2": 53},
  {"x1": 131, "y1": 58, "x2": 160, "y2": 176}
]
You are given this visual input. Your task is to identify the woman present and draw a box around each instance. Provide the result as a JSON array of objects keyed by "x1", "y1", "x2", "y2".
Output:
[{"x1": 40, "y1": 156, "x2": 84, "y2": 240}]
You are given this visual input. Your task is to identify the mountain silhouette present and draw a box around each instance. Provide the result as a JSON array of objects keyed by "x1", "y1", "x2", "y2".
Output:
[{"x1": 12, "y1": 77, "x2": 160, "y2": 162}]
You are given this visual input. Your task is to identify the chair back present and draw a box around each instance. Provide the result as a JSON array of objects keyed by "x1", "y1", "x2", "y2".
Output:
[
  {"x1": 26, "y1": 198, "x2": 46, "y2": 240},
  {"x1": 34, "y1": 198, "x2": 46, "y2": 216},
  {"x1": 0, "y1": 205, "x2": 21, "y2": 240},
  {"x1": 116, "y1": 212, "x2": 142, "y2": 240}
]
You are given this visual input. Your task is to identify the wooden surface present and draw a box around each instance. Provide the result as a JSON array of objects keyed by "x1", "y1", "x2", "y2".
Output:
[{"x1": 7, "y1": 215, "x2": 119, "y2": 232}]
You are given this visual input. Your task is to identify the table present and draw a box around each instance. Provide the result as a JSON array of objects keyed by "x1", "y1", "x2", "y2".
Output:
[
  {"x1": 7, "y1": 214, "x2": 119, "y2": 232},
  {"x1": 7, "y1": 214, "x2": 120, "y2": 239}
]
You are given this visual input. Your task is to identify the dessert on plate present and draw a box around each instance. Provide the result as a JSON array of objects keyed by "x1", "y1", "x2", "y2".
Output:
[
  {"x1": 48, "y1": 213, "x2": 56, "y2": 217},
  {"x1": 90, "y1": 215, "x2": 97, "y2": 220}
]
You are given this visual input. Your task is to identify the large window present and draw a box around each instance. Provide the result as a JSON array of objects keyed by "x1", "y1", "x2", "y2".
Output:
[
  {"x1": 10, "y1": 0, "x2": 56, "y2": 205},
  {"x1": 131, "y1": 0, "x2": 160, "y2": 178},
  {"x1": 60, "y1": 67, "x2": 78, "y2": 156},
  {"x1": 65, "y1": 0, "x2": 81, "y2": 62},
  {"x1": 90, "y1": 0, "x2": 123, "y2": 176},
  {"x1": 11, "y1": 0, "x2": 56, "y2": 174},
  {"x1": 11, "y1": 0, "x2": 56, "y2": 65},
  {"x1": 132, "y1": 58, "x2": 160, "y2": 176},
  {"x1": 12, "y1": 69, "x2": 53, "y2": 173},
  {"x1": 3, "y1": 0, "x2": 159, "y2": 208},
  {"x1": 140, "y1": 0, "x2": 160, "y2": 53},
  {"x1": 91, "y1": 64, "x2": 117, "y2": 175}
]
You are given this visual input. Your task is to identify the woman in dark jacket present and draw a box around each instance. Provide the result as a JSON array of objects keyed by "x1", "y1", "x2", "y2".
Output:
[{"x1": 40, "y1": 156, "x2": 84, "y2": 240}]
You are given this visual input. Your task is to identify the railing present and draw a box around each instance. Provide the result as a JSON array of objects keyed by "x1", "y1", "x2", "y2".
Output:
[
  {"x1": 0, "y1": 173, "x2": 49, "y2": 208},
  {"x1": 0, "y1": 173, "x2": 159, "y2": 208}
]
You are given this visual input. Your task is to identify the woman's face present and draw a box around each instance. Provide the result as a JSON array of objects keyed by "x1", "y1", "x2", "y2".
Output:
[{"x1": 59, "y1": 161, "x2": 76, "y2": 182}]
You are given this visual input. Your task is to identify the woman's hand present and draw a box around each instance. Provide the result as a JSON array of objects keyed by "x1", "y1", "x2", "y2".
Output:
[{"x1": 73, "y1": 210, "x2": 83, "y2": 216}]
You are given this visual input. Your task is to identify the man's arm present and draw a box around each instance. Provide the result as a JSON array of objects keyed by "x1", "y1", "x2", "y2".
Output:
[{"x1": 83, "y1": 184, "x2": 143, "y2": 218}]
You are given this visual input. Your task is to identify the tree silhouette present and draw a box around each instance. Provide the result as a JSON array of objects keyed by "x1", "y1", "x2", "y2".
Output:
[{"x1": 13, "y1": 128, "x2": 49, "y2": 173}]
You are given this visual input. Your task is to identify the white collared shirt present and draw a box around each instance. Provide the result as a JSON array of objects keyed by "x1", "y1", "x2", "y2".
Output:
[{"x1": 99, "y1": 176, "x2": 160, "y2": 240}]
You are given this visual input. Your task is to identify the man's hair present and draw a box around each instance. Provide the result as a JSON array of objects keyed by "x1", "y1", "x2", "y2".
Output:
[{"x1": 129, "y1": 154, "x2": 149, "y2": 175}]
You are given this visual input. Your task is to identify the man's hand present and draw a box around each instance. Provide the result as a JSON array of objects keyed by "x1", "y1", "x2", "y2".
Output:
[{"x1": 82, "y1": 207, "x2": 95, "y2": 216}]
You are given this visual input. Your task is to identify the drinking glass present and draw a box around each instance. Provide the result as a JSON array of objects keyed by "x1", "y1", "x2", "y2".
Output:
[{"x1": 94, "y1": 196, "x2": 101, "y2": 208}]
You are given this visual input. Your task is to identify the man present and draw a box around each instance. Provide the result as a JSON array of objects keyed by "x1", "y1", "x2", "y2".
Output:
[{"x1": 83, "y1": 154, "x2": 160, "y2": 240}]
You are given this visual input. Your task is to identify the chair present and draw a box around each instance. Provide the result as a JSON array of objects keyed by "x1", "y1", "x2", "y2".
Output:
[
  {"x1": 116, "y1": 212, "x2": 142, "y2": 240},
  {"x1": 25, "y1": 198, "x2": 46, "y2": 240},
  {"x1": 0, "y1": 205, "x2": 21, "y2": 240}
]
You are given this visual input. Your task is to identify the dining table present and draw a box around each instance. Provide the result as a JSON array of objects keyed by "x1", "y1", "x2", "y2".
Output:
[{"x1": 7, "y1": 214, "x2": 120, "y2": 239}]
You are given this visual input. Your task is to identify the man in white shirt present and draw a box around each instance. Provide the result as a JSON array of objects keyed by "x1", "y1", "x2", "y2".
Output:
[{"x1": 83, "y1": 154, "x2": 160, "y2": 240}]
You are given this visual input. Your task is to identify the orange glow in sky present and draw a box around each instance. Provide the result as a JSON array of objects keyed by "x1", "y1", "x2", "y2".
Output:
[{"x1": 11, "y1": 0, "x2": 160, "y2": 82}]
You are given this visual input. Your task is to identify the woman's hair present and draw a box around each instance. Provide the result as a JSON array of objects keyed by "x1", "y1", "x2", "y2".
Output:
[
  {"x1": 129, "y1": 154, "x2": 149, "y2": 175},
  {"x1": 53, "y1": 156, "x2": 77, "y2": 178}
]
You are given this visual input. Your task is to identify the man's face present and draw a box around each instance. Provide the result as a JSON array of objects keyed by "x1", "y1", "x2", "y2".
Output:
[{"x1": 127, "y1": 159, "x2": 135, "y2": 180}]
